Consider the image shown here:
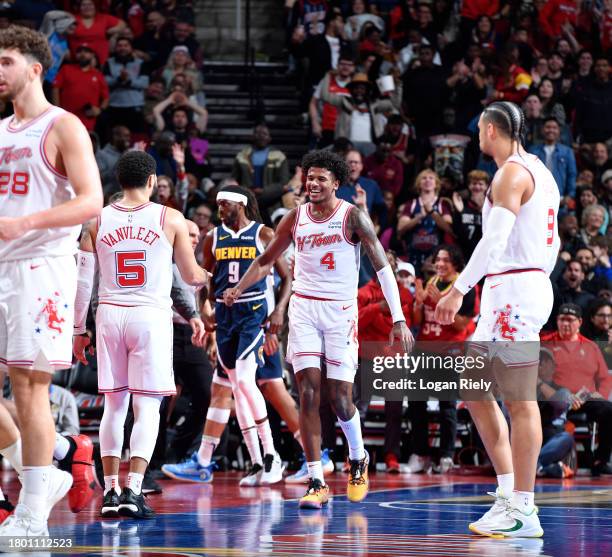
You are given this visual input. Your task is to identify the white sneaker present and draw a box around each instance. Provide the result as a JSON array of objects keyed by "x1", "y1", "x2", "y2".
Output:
[
  {"x1": 260, "y1": 453, "x2": 283, "y2": 485},
  {"x1": 406, "y1": 454, "x2": 431, "y2": 473},
  {"x1": 435, "y1": 456, "x2": 454, "y2": 474},
  {"x1": 469, "y1": 488, "x2": 511, "y2": 531},
  {"x1": 239, "y1": 463, "x2": 263, "y2": 487},
  {"x1": 0, "y1": 503, "x2": 48, "y2": 537},
  {"x1": 16, "y1": 467, "x2": 72, "y2": 519},
  {"x1": 470, "y1": 504, "x2": 544, "y2": 538}
]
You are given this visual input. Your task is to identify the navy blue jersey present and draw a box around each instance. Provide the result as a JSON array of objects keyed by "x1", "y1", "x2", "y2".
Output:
[{"x1": 212, "y1": 222, "x2": 266, "y2": 302}]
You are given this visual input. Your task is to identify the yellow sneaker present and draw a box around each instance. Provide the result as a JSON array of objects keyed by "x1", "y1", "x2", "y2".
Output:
[
  {"x1": 347, "y1": 451, "x2": 369, "y2": 503},
  {"x1": 299, "y1": 479, "x2": 330, "y2": 509}
]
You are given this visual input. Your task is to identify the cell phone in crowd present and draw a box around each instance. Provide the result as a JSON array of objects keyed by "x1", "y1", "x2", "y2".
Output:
[{"x1": 576, "y1": 386, "x2": 591, "y2": 403}]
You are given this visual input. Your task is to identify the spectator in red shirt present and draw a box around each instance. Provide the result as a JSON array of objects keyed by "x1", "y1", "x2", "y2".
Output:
[
  {"x1": 52, "y1": 44, "x2": 109, "y2": 131},
  {"x1": 363, "y1": 135, "x2": 404, "y2": 196},
  {"x1": 69, "y1": 0, "x2": 126, "y2": 67},
  {"x1": 357, "y1": 249, "x2": 413, "y2": 473},
  {"x1": 539, "y1": 0, "x2": 580, "y2": 41},
  {"x1": 541, "y1": 303, "x2": 612, "y2": 476},
  {"x1": 491, "y1": 43, "x2": 533, "y2": 104}
]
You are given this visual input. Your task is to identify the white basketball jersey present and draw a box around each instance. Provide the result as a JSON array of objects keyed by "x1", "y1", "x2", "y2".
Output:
[
  {"x1": 96, "y1": 202, "x2": 173, "y2": 309},
  {"x1": 483, "y1": 153, "x2": 560, "y2": 275},
  {"x1": 292, "y1": 200, "x2": 360, "y2": 300},
  {"x1": 0, "y1": 106, "x2": 79, "y2": 261}
]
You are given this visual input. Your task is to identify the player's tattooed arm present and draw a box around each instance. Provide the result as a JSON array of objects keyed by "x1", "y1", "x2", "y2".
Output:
[
  {"x1": 223, "y1": 210, "x2": 297, "y2": 306},
  {"x1": 346, "y1": 206, "x2": 389, "y2": 271},
  {"x1": 260, "y1": 226, "x2": 292, "y2": 334}
]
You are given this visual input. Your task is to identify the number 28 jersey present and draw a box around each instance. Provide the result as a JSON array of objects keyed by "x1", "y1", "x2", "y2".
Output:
[
  {"x1": 292, "y1": 200, "x2": 360, "y2": 300},
  {"x1": 0, "y1": 106, "x2": 79, "y2": 262},
  {"x1": 96, "y1": 202, "x2": 173, "y2": 309}
]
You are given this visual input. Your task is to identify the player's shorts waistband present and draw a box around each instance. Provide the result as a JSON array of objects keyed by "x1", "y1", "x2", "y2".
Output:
[
  {"x1": 485, "y1": 268, "x2": 545, "y2": 279},
  {"x1": 293, "y1": 292, "x2": 353, "y2": 302},
  {"x1": 215, "y1": 293, "x2": 265, "y2": 304}
]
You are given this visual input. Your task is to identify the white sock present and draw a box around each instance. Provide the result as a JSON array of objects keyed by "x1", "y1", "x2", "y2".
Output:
[
  {"x1": 512, "y1": 490, "x2": 535, "y2": 513},
  {"x1": 104, "y1": 474, "x2": 120, "y2": 495},
  {"x1": 54, "y1": 433, "x2": 71, "y2": 461},
  {"x1": 307, "y1": 461, "x2": 324, "y2": 483},
  {"x1": 242, "y1": 426, "x2": 263, "y2": 466},
  {"x1": 197, "y1": 436, "x2": 219, "y2": 467},
  {"x1": 339, "y1": 410, "x2": 365, "y2": 461},
  {"x1": 0, "y1": 438, "x2": 23, "y2": 475},
  {"x1": 0, "y1": 486, "x2": 4, "y2": 501},
  {"x1": 256, "y1": 419, "x2": 275, "y2": 456},
  {"x1": 127, "y1": 472, "x2": 144, "y2": 496},
  {"x1": 497, "y1": 473, "x2": 514, "y2": 497},
  {"x1": 22, "y1": 466, "x2": 52, "y2": 511}
]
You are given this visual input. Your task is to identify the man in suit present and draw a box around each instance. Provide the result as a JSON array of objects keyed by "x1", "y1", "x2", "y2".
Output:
[{"x1": 530, "y1": 117, "x2": 576, "y2": 216}]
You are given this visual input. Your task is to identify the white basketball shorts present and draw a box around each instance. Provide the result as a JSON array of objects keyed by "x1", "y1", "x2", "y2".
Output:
[
  {"x1": 286, "y1": 294, "x2": 359, "y2": 383},
  {"x1": 471, "y1": 270, "x2": 554, "y2": 367},
  {"x1": 96, "y1": 303, "x2": 175, "y2": 395},
  {"x1": 0, "y1": 255, "x2": 76, "y2": 373}
]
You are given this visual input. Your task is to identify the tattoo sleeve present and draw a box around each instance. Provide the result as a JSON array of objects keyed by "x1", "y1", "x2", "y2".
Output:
[{"x1": 347, "y1": 206, "x2": 388, "y2": 272}]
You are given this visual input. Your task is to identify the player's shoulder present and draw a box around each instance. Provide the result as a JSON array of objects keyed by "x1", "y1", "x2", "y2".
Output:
[{"x1": 160, "y1": 204, "x2": 185, "y2": 226}]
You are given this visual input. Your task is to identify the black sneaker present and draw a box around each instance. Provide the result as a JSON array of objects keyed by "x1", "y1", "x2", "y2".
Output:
[
  {"x1": 239, "y1": 463, "x2": 263, "y2": 487},
  {"x1": 118, "y1": 487, "x2": 155, "y2": 519},
  {"x1": 142, "y1": 470, "x2": 163, "y2": 495},
  {"x1": 100, "y1": 490, "x2": 121, "y2": 518},
  {"x1": 591, "y1": 461, "x2": 612, "y2": 476}
]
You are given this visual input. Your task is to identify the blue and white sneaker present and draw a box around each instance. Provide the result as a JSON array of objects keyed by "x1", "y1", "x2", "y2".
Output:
[
  {"x1": 285, "y1": 449, "x2": 335, "y2": 484},
  {"x1": 161, "y1": 453, "x2": 216, "y2": 483}
]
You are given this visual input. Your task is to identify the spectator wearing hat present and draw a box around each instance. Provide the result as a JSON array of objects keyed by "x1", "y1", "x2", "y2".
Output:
[
  {"x1": 325, "y1": 73, "x2": 396, "y2": 157},
  {"x1": 529, "y1": 117, "x2": 577, "y2": 215},
  {"x1": 102, "y1": 37, "x2": 149, "y2": 137},
  {"x1": 396, "y1": 260, "x2": 416, "y2": 294},
  {"x1": 310, "y1": 51, "x2": 354, "y2": 148},
  {"x1": 541, "y1": 303, "x2": 612, "y2": 476},
  {"x1": 69, "y1": 0, "x2": 126, "y2": 67},
  {"x1": 52, "y1": 43, "x2": 109, "y2": 131}
]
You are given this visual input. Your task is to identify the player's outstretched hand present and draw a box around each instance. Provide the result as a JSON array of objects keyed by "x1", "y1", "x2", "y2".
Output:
[
  {"x1": 389, "y1": 321, "x2": 414, "y2": 354},
  {"x1": 434, "y1": 288, "x2": 463, "y2": 325},
  {"x1": 189, "y1": 317, "x2": 206, "y2": 347},
  {"x1": 263, "y1": 332, "x2": 279, "y2": 356},
  {"x1": 73, "y1": 333, "x2": 94, "y2": 365},
  {"x1": 223, "y1": 287, "x2": 241, "y2": 306}
]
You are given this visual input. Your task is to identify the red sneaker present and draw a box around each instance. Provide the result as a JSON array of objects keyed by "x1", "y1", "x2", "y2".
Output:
[
  {"x1": 59, "y1": 434, "x2": 96, "y2": 513},
  {"x1": 385, "y1": 453, "x2": 400, "y2": 474},
  {"x1": 0, "y1": 498, "x2": 14, "y2": 524}
]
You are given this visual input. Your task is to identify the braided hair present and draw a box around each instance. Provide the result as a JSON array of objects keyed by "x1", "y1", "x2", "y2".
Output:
[{"x1": 482, "y1": 101, "x2": 526, "y2": 151}]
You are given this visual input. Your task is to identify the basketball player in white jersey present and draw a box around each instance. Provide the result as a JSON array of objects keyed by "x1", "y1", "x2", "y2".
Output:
[
  {"x1": 224, "y1": 150, "x2": 413, "y2": 508},
  {"x1": 72, "y1": 151, "x2": 209, "y2": 519},
  {"x1": 0, "y1": 26, "x2": 103, "y2": 536},
  {"x1": 435, "y1": 102, "x2": 560, "y2": 538}
]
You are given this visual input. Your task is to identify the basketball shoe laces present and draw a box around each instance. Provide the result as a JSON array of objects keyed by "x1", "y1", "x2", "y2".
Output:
[
  {"x1": 349, "y1": 459, "x2": 366, "y2": 486},
  {"x1": 306, "y1": 478, "x2": 324, "y2": 494}
]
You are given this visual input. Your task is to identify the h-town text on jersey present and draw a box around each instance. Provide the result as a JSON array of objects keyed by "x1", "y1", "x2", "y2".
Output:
[{"x1": 296, "y1": 232, "x2": 342, "y2": 252}]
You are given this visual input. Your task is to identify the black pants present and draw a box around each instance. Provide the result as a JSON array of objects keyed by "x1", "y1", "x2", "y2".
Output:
[
  {"x1": 384, "y1": 400, "x2": 403, "y2": 458},
  {"x1": 408, "y1": 401, "x2": 457, "y2": 460},
  {"x1": 569, "y1": 400, "x2": 612, "y2": 463},
  {"x1": 150, "y1": 323, "x2": 213, "y2": 468}
]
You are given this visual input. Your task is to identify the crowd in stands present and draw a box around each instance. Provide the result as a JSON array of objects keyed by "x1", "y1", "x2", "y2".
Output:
[{"x1": 1, "y1": 0, "x2": 611, "y2": 482}]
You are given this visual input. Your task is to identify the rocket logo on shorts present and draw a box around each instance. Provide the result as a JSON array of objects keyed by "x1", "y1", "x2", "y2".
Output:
[
  {"x1": 32, "y1": 292, "x2": 67, "y2": 338},
  {"x1": 491, "y1": 304, "x2": 525, "y2": 342}
]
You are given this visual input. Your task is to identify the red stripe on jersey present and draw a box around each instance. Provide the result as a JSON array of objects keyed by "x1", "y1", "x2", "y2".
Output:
[
  {"x1": 294, "y1": 351, "x2": 324, "y2": 356},
  {"x1": 111, "y1": 202, "x2": 153, "y2": 212},
  {"x1": 129, "y1": 388, "x2": 177, "y2": 395},
  {"x1": 39, "y1": 115, "x2": 68, "y2": 179},
  {"x1": 99, "y1": 386, "x2": 129, "y2": 393},
  {"x1": 294, "y1": 292, "x2": 337, "y2": 301},
  {"x1": 291, "y1": 204, "x2": 301, "y2": 241},
  {"x1": 306, "y1": 199, "x2": 343, "y2": 223},
  {"x1": 6, "y1": 106, "x2": 54, "y2": 133},
  {"x1": 160, "y1": 205, "x2": 167, "y2": 227},
  {"x1": 342, "y1": 203, "x2": 357, "y2": 245},
  {"x1": 485, "y1": 268, "x2": 544, "y2": 278}
]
